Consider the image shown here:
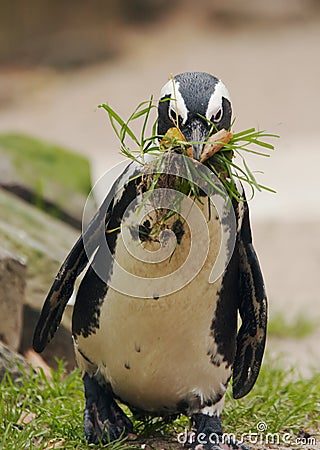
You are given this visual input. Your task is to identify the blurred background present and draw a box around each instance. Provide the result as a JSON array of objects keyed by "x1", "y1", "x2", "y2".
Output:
[{"x1": 0, "y1": 0, "x2": 319, "y2": 376}]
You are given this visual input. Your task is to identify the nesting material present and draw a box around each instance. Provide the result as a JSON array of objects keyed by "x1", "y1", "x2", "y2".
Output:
[
  {"x1": 99, "y1": 100, "x2": 278, "y2": 202},
  {"x1": 200, "y1": 129, "x2": 233, "y2": 163}
]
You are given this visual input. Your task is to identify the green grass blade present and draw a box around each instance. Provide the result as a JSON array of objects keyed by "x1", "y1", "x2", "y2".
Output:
[
  {"x1": 140, "y1": 96, "x2": 154, "y2": 148},
  {"x1": 99, "y1": 103, "x2": 140, "y2": 146},
  {"x1": 247, "y1": 138, "x2": 275, "y2": 150},
  {"x1": 242, "y1": 157, "x2": 261, "y2": 192},
  {"x1": 232, "y1": 127, "x2": 256, "y2": 138}
]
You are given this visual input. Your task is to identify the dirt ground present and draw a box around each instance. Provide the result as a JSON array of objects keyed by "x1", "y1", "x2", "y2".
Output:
[{"x1": 0, "y1": 0, "x2": 319, "y2": 389}]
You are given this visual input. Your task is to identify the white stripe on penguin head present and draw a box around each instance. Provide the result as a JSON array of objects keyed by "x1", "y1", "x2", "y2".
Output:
[
  {"x1": 160, "y1": 79, "x2": 189, "y2": 125},
  {"x1": 206, "y1": 80, "x2": 231, "y2": 120}
]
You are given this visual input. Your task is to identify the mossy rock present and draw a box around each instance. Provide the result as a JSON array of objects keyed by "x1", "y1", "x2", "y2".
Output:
[
  {"x1": 0, "y1": 133, "x2": 95, "y2": 227},
  {"x1": 0, "y1": 188, "x2": 79, "y2": 330},
  {"x1": 0, "y1": 341, "x2": 30, "y2": 382}
]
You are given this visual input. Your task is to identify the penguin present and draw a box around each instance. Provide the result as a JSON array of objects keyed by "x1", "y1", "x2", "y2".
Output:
[{"x1": 33, "y1": 72, "x2": 267, "y2": 450}]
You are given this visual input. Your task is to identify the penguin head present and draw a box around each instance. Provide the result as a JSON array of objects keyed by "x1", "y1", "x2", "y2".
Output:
[{"x1": 158, "y1": 72, "x2": 232, "y2": 160}]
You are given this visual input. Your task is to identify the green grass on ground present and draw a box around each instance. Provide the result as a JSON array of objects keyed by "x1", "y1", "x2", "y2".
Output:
[{"x1": 0, "y1": 360, "x2": 319, "y2": 449}]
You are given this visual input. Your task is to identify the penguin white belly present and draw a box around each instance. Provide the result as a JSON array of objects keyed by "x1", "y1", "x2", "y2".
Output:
[{"x1": 75, "y1": 200, "x2": 232, "y2": 413}]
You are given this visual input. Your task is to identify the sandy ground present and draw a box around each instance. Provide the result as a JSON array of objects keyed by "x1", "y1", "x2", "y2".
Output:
[{"x1": 0, "y1": 13, "x2": 319, "y2": 377}]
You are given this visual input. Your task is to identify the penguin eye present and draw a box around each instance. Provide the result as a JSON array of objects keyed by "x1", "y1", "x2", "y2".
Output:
[{"x1": 211, "y1": 107, "x2": 223, "y2": 123}]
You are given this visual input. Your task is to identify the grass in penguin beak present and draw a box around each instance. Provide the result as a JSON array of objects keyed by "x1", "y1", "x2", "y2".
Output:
[
  {"x1": 99, "y1": 97, "x2": 279, "y2": 202},
  {"x1": 199, "y1": 129, "x2": 234, "y2": 163},
  {"x1": 159, "y1": 127, "x2": 233, "y2": 164},
  {"x1": 159, "y1": 127, "x2": 193, "y2": 158}
]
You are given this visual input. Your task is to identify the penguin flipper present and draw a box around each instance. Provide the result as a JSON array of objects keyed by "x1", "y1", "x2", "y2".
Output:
[
  {"x1": 232, "y1": 202, "x2": 267, "y2": 399},
  {"x1": 33, "y1": 161, "x2": 139, "y2": 353},
  {"x1": 33, "y1": 205, "x2": 110, "y2": 353}
]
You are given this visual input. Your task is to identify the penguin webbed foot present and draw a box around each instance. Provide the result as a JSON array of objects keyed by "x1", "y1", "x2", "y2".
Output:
[
  {"x1": 188, "y1": 414, "x2": 250, "y2": 450},
  {"x1": 83, "y1": 373, "x2": 133, "y2": 444}
]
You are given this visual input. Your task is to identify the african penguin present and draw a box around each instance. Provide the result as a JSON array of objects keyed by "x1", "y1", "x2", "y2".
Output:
[{"x1": 33, "y1": 72, "x2": 267, "y2": 450}]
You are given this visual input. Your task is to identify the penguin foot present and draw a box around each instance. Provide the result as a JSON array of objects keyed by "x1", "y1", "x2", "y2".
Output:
[
  {"x1": 187, "y1": 413, "x2": 250, "y2": 450},
  {"x1": 83, "y1": 373, "x2": 133, "y2": 444}
]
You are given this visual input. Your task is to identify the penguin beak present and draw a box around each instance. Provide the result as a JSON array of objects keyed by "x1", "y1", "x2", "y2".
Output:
[{"x1": 181, "y1": 118, "x2": 210, "y2": 161}]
